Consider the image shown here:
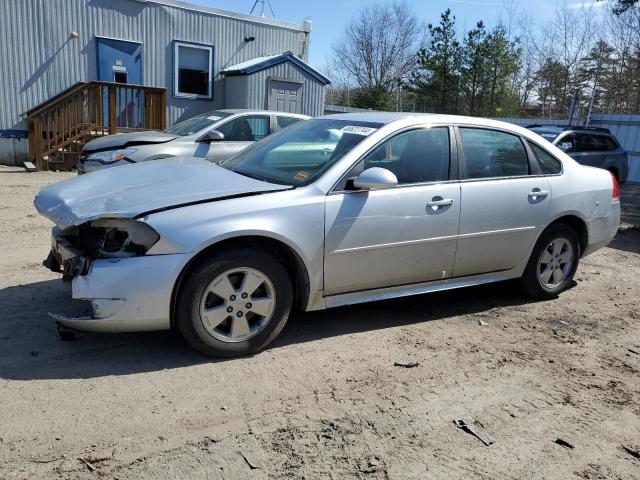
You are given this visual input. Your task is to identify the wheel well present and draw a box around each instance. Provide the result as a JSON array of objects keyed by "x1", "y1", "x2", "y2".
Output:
[
  {"x1": 608, "y1": 167, "x2": 619, "y2": 182},
  {"x1": 169, "y1": 236, "x2": 310, "y2": 328},
  {"x1": 548, "y1": 215, "x2": 588, "y2": 256}
]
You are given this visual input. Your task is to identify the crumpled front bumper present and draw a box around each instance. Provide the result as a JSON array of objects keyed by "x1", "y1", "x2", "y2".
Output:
[{"x1": 49, "y1": 252, "x2": 193, "y2": 333}]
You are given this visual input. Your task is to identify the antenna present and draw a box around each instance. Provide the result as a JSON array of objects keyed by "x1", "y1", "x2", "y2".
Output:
[{"x1": 250, "y1": 0, "x2": 276, "y2": 18}]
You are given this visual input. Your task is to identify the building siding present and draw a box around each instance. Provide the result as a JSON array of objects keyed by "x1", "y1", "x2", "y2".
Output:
[{"x1": 0, "y1": 0, "x2": 309, "y2": 135}]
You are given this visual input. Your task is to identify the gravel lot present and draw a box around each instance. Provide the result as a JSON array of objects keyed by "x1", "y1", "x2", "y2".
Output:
[{"x1": 1, "y1": 166, "x2": 639, "y2": 479}]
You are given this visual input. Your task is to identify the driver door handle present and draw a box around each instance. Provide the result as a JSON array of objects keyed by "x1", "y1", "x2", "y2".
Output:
[{"x1": 427, "y1": 198, "x2": 454, "y2": 207}]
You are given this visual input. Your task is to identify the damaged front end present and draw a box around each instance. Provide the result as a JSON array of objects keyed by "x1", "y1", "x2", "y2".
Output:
[{"x1": 45, "y1": 219, "x2": 160, "y2": 282}]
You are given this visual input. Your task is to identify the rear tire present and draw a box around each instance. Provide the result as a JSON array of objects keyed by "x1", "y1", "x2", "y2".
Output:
[
  {"x1": 176, "y1": 248, "x2": 293, "y2": 357},
  {"x1": 520, "y1": 224, "x2": 580, "y2": 299}
]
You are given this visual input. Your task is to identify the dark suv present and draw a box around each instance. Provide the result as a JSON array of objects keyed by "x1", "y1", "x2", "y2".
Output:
[{"x1": 527, "y1": 125, "x2": 628, "y2": 183}]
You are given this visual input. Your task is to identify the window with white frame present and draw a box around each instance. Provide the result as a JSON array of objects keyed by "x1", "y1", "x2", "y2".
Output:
[{"x1": 174, "y1": 41, "x2": 213, "y2": 98}]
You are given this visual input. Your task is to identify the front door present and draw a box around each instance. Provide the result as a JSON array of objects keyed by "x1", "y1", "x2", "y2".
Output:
[
  {"x1": 453, "y1": 127, "x2": 551, "y2": 277},
  {"x1": 324, "y1": 127, "x2": 460, "y2": 295},
  {"x1": 96, "y1": 38, "x2": 143, "y2": 127},
  {"x1": 269, "y1": 80, "x2": 303, "y2": 114}
]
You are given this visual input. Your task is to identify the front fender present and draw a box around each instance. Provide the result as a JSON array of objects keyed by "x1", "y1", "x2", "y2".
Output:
[{"x1": 143, "y1": 188, "x2": 326, "y2": 294}]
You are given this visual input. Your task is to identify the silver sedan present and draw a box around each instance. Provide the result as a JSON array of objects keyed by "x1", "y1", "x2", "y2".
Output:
[
  {"x1": 78, "y1": 109, "x2": 308, "y2": 173},
  {"x1": 35, "y1": 113, "x2": 621, "y2": 357}
]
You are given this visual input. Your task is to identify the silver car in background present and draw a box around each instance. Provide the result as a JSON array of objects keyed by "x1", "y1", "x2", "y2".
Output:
[
  {"x1": 78, "y1": 109, "x2": 309, "y2": 173},
  {"x1": 36, "y1": 113, "x2": 620, "y2": 357}
]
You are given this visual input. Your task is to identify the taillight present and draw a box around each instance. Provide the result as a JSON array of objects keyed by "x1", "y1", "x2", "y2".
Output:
[{"x1": 611, "y1": 172, "x2": 620, "y2": 200}]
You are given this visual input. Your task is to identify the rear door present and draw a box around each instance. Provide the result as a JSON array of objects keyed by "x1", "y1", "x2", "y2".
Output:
[
  {"x1": 205, "y1": 114, "x2": 270, "y2": 163},
  {"x1": 453, "y1": 127, "x2": 551, "y2": 277}
]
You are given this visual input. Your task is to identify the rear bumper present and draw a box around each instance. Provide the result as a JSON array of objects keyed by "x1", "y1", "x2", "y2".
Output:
[
  {"x1": 583, "y1": 201, "x2": 620, "y2": 256},
  {"x1": 50, "y1": 253, "x2": 193, "y2": 332}
]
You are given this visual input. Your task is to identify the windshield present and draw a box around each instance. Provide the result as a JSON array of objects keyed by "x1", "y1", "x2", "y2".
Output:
[
  {"x1": 220, "y1": 118, "x2": 382, "y2": 186},
  {"x1": 164, "y1": 111, "x2": 232, "y2": 136}
]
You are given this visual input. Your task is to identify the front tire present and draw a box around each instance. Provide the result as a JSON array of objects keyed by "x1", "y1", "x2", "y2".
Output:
[
  {"x1": 176, "y1": 248, "x2": 293, "y2": 357},
  {"x1": 520, "y1": 224, "x2": 580, "y2": 299}
]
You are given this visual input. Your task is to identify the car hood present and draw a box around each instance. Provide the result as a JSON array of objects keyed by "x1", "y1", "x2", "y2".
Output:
[
  {"x1": 82, "y1": 131, "x2": 179, "y2": 152},
  {"x1": 34, "y1": 157, "x2": 290, "y2": 229}
]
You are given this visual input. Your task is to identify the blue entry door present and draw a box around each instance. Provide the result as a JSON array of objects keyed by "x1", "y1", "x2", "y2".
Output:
[
  {"x1": 97, "y1": 38, "x2": 142, "y2": 84},
  {"x1": 96, "y1": 38, "x2": 143, "y2": 128}
]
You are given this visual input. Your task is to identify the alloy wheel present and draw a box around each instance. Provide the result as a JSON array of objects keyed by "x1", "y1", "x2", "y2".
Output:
[
  {"x1": 537, "y1": 237, "x2": 574, "y2": 289},
  {"x1": 199, "y1": 267, "x2": 276, "y2": 343}
]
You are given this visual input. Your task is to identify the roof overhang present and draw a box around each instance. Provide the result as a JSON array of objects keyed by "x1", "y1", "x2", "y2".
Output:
[{"x1": 222, "y1": 52, "x2": 331, "y2": 85}]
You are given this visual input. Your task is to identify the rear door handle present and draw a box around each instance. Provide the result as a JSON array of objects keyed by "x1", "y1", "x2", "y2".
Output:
[
  {"x1": 427, "y1": 198, "x2": 454, "y2": 207},
  {"x1": 528, "y1": 189, "x2": 549, "y2": 199}
]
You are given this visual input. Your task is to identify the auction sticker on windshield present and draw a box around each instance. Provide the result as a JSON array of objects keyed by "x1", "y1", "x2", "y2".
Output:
[{"x1": 341, "y1": 126, "x2": 377, "y2": 136}]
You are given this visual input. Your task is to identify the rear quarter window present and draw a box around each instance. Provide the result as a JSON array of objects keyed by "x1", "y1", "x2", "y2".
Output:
[{"x1": 528, "y1": 141, "x2": 562, "y2": 175}]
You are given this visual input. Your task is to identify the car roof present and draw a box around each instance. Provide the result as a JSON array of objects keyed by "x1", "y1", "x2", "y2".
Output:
[
  {"x1": 217, "y1": 109, "x2": 309, "y2": 118},
  {"x1": 316, "y1": 112, "x2": 542, "y2": 132}
]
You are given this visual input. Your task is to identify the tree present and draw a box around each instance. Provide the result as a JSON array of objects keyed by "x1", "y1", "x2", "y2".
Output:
[
  {"x1": 330, "y1": 1, "x2": 422, "y2": 110},
  {"x1": 460, "y1": 21, "x2": 489, "y2": 116},
  {"x1": 482, "y1": 24, "x2": 521, "y2": 116},
  {"x1": 611, "y1": 0, "x2": 639, "y2": 14},
  {"x1": 411, "y1": 9, "x2": 462, "y2": 113}
]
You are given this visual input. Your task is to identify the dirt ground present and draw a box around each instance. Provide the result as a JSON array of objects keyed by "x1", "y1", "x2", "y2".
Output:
[{"x1": 0, "y1": 165, "x2": 639, "y2": 479}]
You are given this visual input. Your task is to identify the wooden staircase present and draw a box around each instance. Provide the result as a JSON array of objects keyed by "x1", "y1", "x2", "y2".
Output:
[{"x1": 25, "y1": 81, "x2": 166, "y2": 171}]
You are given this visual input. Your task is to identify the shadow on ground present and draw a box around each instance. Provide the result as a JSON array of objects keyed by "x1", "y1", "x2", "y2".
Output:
[
  {"x1": 608, "y1": 228, "x2": 640, "y2": 255},
  {"x1": 0, "y1": 277, "x2": 535, "y2": 381}
]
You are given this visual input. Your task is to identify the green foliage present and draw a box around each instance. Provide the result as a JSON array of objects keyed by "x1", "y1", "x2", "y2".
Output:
[
  {"x1": 410, "y1": 9, "x2": 462, "y2": 113},
  {"x1": 351, "y1": 87, "x2": 396, "y2": 111},
  {"x1": 409, "y1": 12, "x2": 520, "y2": 116}
]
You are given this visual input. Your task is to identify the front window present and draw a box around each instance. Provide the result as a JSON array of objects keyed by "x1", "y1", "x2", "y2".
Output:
[
  {"x1": 164, "y1": 111, "x2": 231, "y2": 136},
  {"x1": 174, "y1": 42, "x2": 213, "y2": 98},
  {"x1": 220, "y1": 118, "x2": 382, "y2": 186},
  {"x1": 359, "y1": 127, "x2": 450, "y2": 185}
]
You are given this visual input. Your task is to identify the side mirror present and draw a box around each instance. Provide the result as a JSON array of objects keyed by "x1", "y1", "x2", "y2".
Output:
[
  {"x1": 199, "y1": 130, "x2": 224, "y2": 143},
  {"x1": 353, "y1": 167, "x2": 398, "y2": 190}
]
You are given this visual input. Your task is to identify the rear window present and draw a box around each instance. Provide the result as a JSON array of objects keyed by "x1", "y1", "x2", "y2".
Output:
[
  {"x1": 528, "y1": 141, "x2": 562, "y2": 175},
  {"x1": 460, "y1": 128, "x2": 529, "y2": 178}
]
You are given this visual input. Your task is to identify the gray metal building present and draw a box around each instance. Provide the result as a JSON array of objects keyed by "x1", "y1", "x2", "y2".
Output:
[{"x1": 0, "y1": 0, "x2": 329, "y2": 165}]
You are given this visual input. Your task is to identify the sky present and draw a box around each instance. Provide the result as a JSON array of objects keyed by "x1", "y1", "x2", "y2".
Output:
[{"x1": 192, "y1": 0, "x2": 607, "y2": 67}]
